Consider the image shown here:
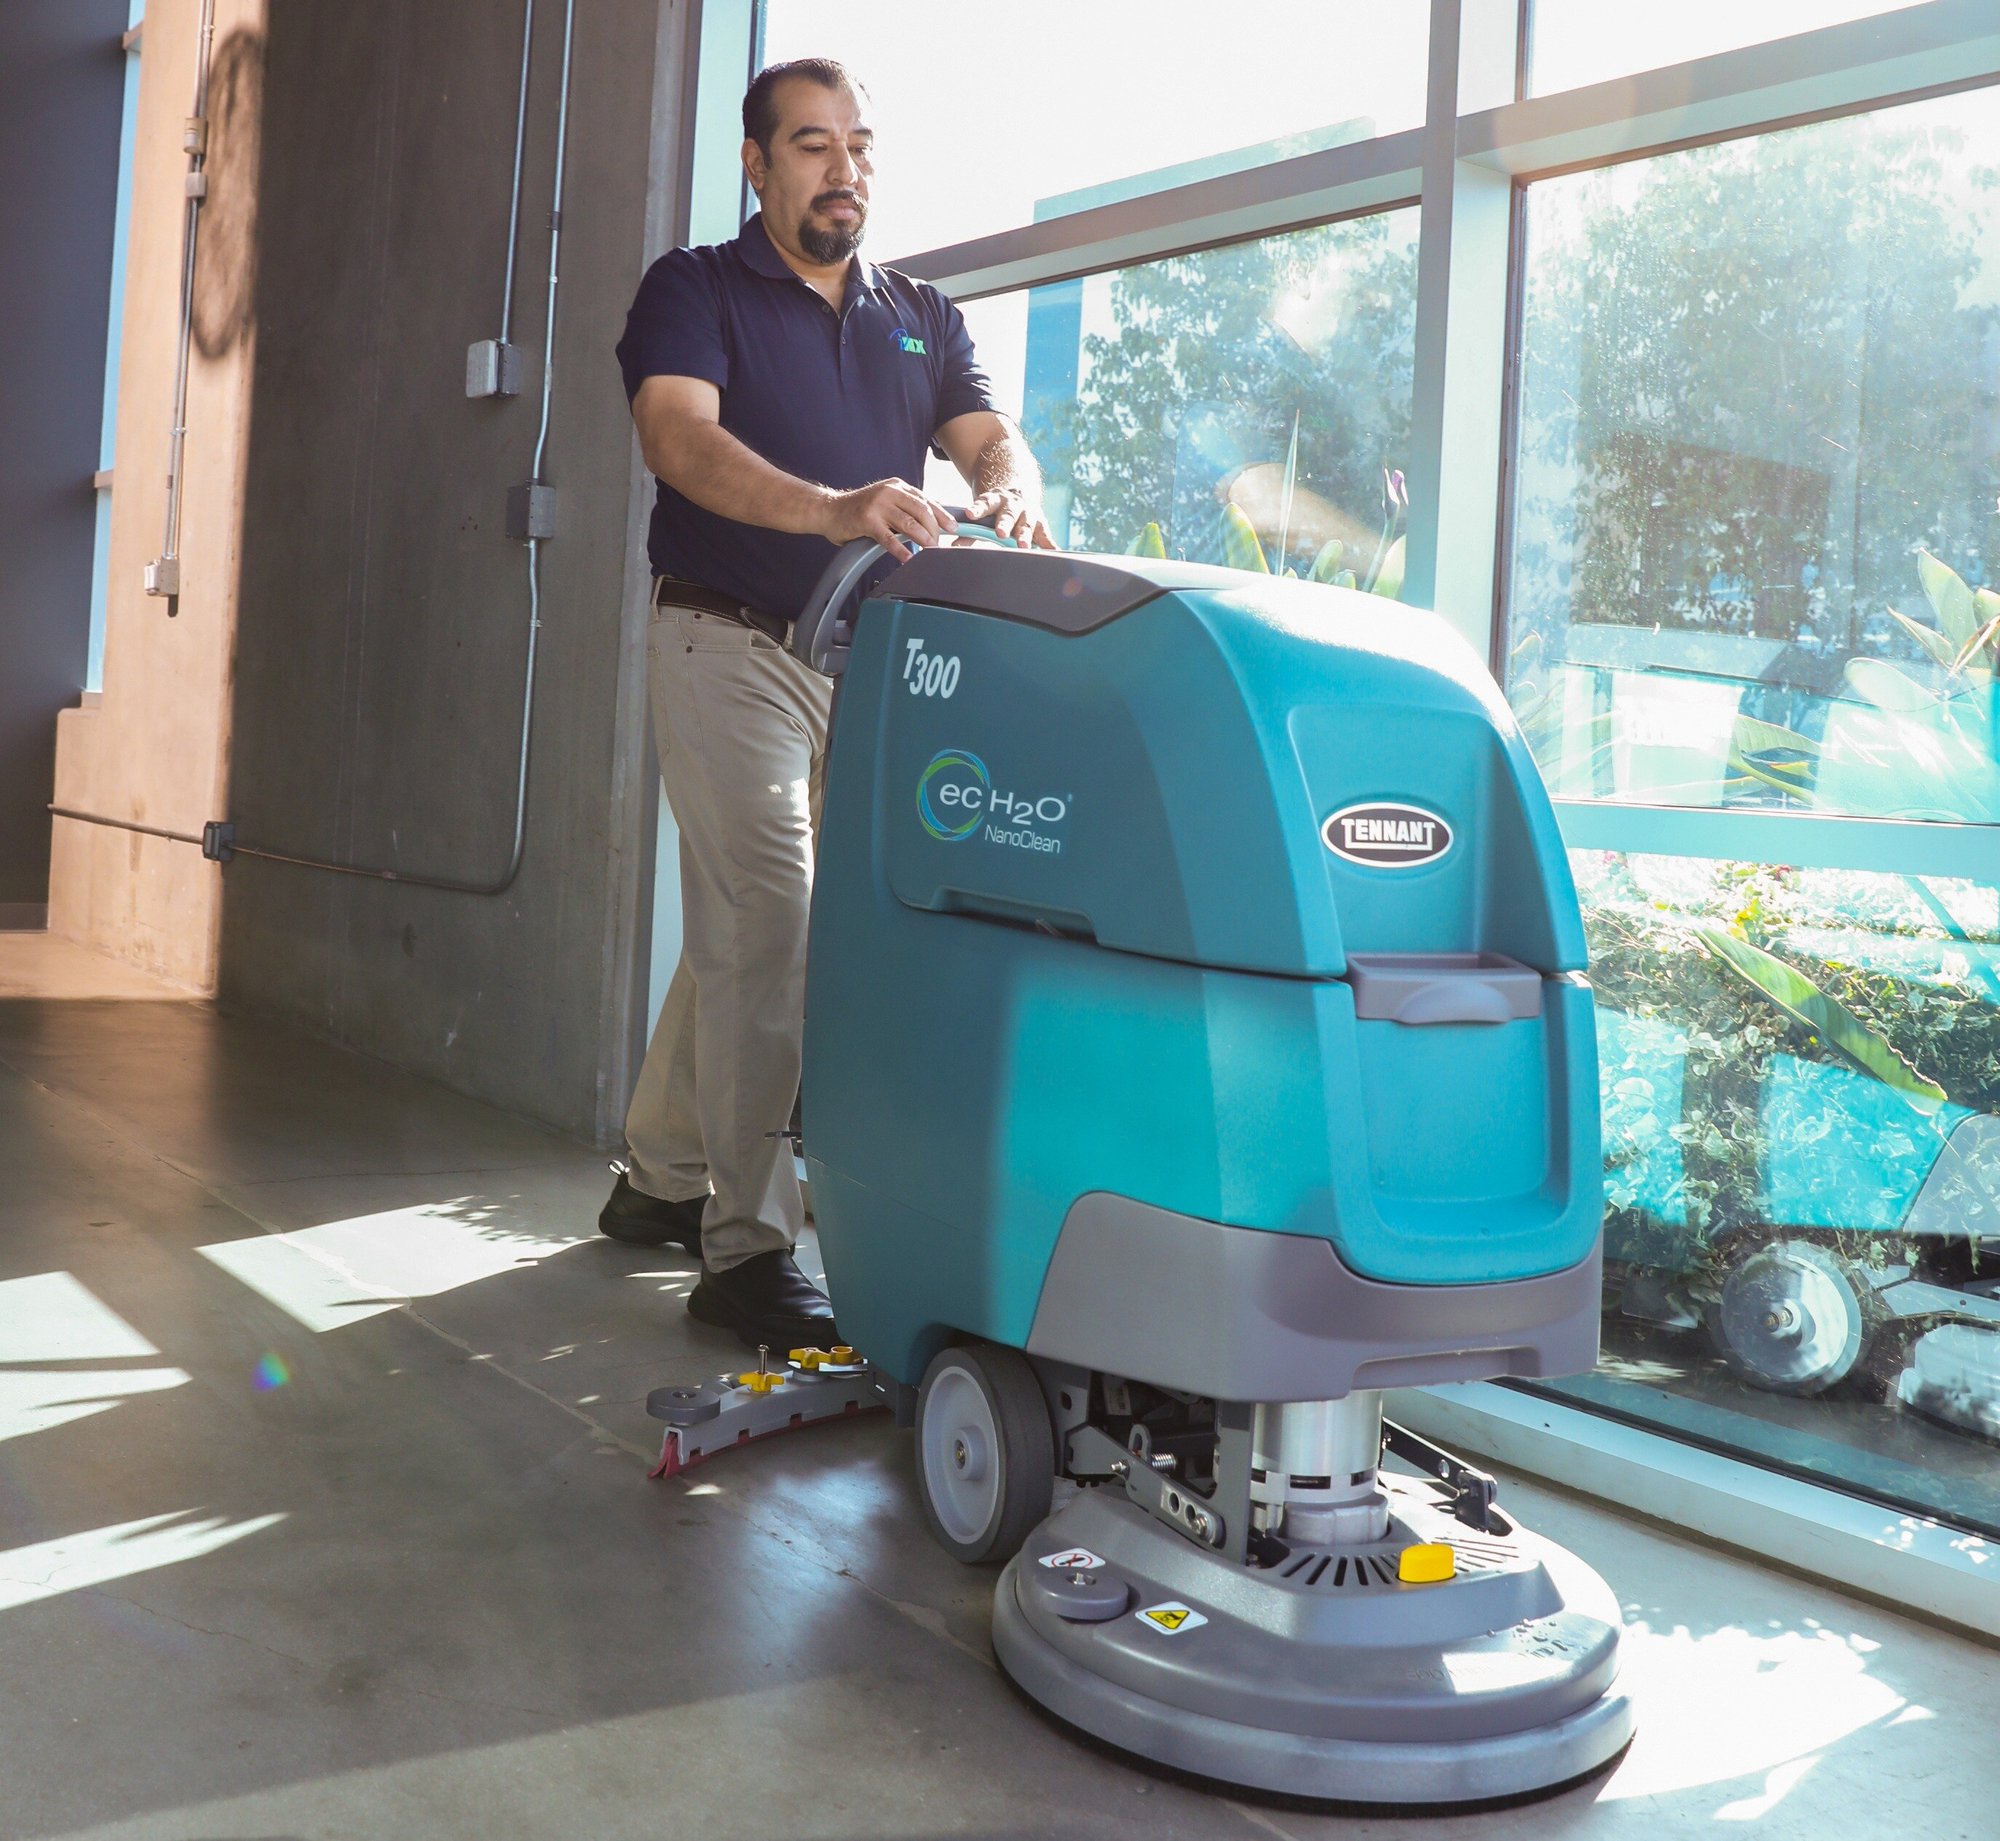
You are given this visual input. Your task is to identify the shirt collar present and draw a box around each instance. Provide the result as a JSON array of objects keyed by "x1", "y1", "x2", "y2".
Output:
[{"x1": 735, "y1": 211, "x2": 887, "y2": 300}]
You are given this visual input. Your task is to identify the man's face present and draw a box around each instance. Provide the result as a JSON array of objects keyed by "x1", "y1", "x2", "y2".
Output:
[{"x1": 746, "y1": 79, "x2": 874, "y2": 265}]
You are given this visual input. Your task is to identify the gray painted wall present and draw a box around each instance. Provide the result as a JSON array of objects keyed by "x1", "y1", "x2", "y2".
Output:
[
  {"x1": 0, "y1": 2, "x2": 127, "y2": 917},
  {"x1": 216, "y1": 0, "x2": 672, "y2": 1142}
]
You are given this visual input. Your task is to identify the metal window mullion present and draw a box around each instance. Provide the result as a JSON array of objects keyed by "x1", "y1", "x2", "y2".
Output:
[
  {"x1": 1463, "y1": 0, "x2": 2000, "y2": 180},
  {"x1": 1402, "y1": 0, "x2": 1520, "y2": 658},
  {"x1": 1554, "y1": 800, "x2": 2000, "y2": 883},
  {"x1": 892, "y1": 131, "x2": 1424, "y2": 300}
]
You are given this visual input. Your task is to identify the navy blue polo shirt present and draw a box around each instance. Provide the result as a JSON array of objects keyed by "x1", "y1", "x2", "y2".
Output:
[{"x1": 616, "y1": 212, "x2": 998, "y2": 621}]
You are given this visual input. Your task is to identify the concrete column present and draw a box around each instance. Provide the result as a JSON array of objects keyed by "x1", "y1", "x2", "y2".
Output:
[{"x1": 50, "y1": 0, "x2": 266, "y2": 987}]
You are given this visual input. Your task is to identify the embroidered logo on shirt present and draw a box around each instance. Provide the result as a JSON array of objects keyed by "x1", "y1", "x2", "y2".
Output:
[{"x1": 891, "y1": 326, "x2": 927, "y2": 355}]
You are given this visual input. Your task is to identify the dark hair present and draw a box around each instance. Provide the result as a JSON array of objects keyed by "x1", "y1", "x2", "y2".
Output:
[{"x1": 741, "y1": 57, "x2": 867, "y2": 156}]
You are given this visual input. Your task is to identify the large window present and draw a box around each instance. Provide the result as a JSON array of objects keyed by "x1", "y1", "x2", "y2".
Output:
[
  {"x1": 1505, "y1": 76, "x2": 2000, "y2": 1535},
  {"x1": 759, "y1": 0, "x2": 1429, "y2": 257},
  {"x1": 941, "y1": 213, "x2": 1419, "y2": 584},
  {"x1": 1573, "y1": 849, "x2": 2000, "y2": 1533},
  {"x1": 1529, "y1": 1, "x2": 1932, "y2": 95},
  {"x1": 1508, "y1": 90, "x2": 2000, "y2": 826}
]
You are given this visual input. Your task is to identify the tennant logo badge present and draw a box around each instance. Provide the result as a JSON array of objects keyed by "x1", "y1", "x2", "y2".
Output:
[{"x1": 1323, "y1": 802, "x2": 1452, "y2": 869}]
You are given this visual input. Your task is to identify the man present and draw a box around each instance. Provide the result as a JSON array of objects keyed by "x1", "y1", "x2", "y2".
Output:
[{"x1": 604, "y1": 58, "x2": 1054, "y2": 1351}]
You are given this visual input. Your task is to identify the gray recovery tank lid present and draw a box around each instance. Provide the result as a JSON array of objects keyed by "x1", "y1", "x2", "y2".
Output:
[{"x1": 887, "y1": 546, "x2": 1234, "y2": 634}]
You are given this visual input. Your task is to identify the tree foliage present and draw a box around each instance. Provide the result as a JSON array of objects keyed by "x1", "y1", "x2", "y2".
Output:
[
  {"x1": 1512, "y1": 112, "x2": 2000, "y2": 655},
  {"x1": 1049, "y1": 214, "x2": 1418, "y2": 570}
]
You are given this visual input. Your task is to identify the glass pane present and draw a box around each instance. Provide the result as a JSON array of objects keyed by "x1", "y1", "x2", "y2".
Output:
[
  {"x1": 1530, "y1": 1, "x2": 1930, "y2": 95},
  {"x1": 1506, "y1": 90, "x2": 2000, "y2": 827},
  {"x1": 758, "y1": 2, "x2": 1428, "y2": 259},
  {"x1": 927, "y1": 211, "x2": 1420, "y2": 585},
  {"x1": 1553, "y1": 849, "x2": 2000, "y2": 1535}
]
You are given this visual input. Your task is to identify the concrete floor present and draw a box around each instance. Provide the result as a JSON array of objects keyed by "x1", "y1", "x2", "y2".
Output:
[{"x1": 1, "y1": 930, "x2": 1995, "y2": 1841}]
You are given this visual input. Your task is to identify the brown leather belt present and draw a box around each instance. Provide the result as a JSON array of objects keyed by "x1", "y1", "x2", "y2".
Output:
[{"x1": 650, "y1": 575, "x2": 789, "y2": 644}]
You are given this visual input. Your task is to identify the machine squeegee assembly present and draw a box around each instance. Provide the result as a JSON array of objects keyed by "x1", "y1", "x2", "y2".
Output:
[{"x1": 647, "y1": 526, "x2": 1635, "y2": 1804}]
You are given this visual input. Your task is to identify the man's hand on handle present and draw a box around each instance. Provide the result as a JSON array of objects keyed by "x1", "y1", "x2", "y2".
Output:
[
  {"x1": 814, "y1": 479, "x2": 958, "y2": 554},
  {"x1": 963, "y1": 486, "x2": 1056, "y2": 551}
]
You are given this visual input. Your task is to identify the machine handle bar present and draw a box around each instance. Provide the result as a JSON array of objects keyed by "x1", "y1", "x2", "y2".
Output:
[{"x1": 790, "y1": 507, "x2": 1017, "y2": 678}]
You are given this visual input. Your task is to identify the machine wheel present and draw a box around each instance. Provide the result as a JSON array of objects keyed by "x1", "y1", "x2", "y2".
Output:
[
  {"x1": 914, "y1": 1343, "x2": 1055, "y2": 1564},
  {"x1": 1710, "y1": 1239, "x2": 1873, "y2": 1396}
]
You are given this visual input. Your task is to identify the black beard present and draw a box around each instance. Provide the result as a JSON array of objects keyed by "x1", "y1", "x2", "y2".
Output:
[{"x1": 798, "y1": 211, "x2": 864, "y2": 264}]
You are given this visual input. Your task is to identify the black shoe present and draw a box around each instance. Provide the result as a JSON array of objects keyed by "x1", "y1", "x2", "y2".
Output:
[
  {"x1": 598, "y1": 1169, "x2": 705, "y2": 1252},
  {"x1": 686, "y1": 1250, "x2": 839, "y2": 1351}
]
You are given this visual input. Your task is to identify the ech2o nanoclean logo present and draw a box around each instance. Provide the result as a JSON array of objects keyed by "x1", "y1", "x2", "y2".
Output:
[
  {"x1": 917, "y1": 750, "x2": 988, "y2": 841},
  {"x1": 917, "y1": 749, "x2": 1070, "y2": 855}
]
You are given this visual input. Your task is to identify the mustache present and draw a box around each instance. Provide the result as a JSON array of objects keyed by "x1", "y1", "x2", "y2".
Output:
[{"x1": 812, "y1": 190, "x2": 865, "y2": 214}]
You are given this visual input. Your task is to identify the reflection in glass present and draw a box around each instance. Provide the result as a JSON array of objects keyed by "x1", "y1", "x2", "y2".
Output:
[
  {"x1": 1507, "y1": 91, "x2": 2000, "y2": 825},
  {"x1": 1561, "y1": 850, "x2": 2000, "y2": 1532},
  {"x1": 760, "y1": 2, "x2": 1428, "y2": 260},
  {"x1": 952, "y1": 211, "x2": 1419, "y2": 586},
  {"x1": 1529, "y1": 1, "x2": 1930, "y2": 96}
]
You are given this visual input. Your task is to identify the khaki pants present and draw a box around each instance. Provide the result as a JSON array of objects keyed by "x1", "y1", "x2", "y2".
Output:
[{"x1": 624, "y1": 598, "x2": 831, "y2": 1269}]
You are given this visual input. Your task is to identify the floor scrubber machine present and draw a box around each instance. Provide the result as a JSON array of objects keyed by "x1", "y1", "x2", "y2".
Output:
[{"x1": 666, "y1": 528, "x2": 1634, "y2": 1803}]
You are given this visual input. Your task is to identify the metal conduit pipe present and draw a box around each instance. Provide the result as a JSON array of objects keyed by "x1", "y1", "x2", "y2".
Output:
[
  {"x1": 49, "y1": 806, "x2": 206, "y2": 850},
  {"x1": 144, "y1": 0, "x2": 217, "y2": 606},
  {"x1": 499, "y1": 0, "x2": 535, "y2": 348},
  {"x1": 205, "y1": 0, "x2": 574, "y2": 896}
]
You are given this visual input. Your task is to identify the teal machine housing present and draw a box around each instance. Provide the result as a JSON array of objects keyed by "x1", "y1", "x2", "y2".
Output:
[
  {"x1": 784, "y1": 543, "x2": 1630, "y2": 1803},
  {"x1": 802, "y1": 547, "x2": 1604, "y2": 1399}
]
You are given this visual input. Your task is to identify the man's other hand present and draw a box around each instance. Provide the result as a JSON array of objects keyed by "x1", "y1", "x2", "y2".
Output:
[
  {"x1": 963, "y1": 487, "x2": 1056, "y2": 551},
  {"x1": 816, "y1": 479, "x2": 958, "y2": 553}
]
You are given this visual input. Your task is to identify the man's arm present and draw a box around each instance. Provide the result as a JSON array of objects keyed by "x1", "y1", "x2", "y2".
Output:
[
  {"x1": 632, "y1": 374, "x2": 958, "y2": 552},
  {"x1": 935, "y1": 411, "x2": 1057, "y2": 550}
]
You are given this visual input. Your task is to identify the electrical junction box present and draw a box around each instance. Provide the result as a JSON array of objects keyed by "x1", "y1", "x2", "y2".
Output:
[
  {"x1": 466, "y1": 339, "x2": 523, "y2": 398},
  {"x1": 506, "y1": 482, "x2": 556, "y2": 542}
]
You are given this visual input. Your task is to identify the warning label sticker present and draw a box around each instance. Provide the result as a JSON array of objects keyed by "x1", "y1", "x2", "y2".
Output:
[
  {"x1": 1136, "y1": 1602, "x2": 1208, "y2": 1636},
  {"x1": 1035, "y1": 1547, "x2": 1106, "y2": 1572}
]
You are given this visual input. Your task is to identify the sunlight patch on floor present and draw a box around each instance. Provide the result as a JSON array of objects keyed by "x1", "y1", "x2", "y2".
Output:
[
  {"x1": 198, "y1": 1204, "x2": 590, "y2": 1333},
  {"x1": 0, "y1": 1272, "x2": 190, "y2": 1443},
  {"x1": 0, "y1": 1510, "x2": 287, "y2": 1614},
  {"x1": 1599, "y1": 1618, "x2": 1909, "y2": 1805},
  {"x1": 0, "y1": 1270, "x2": 162, "y2": 1361}
]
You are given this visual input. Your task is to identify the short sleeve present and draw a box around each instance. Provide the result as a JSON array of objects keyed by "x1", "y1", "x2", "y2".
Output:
[
  {"x1": 616, "y1": 250, "x2": 730, "y2": 403},
  {"x1": 927, "y1": 288, "x2": 999, "y2": 450}
]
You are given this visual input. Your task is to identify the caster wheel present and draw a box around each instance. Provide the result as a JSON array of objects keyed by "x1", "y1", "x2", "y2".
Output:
[
  {"x1": 914, "y1": 1342, "x2": 1054, "y2": 1564},
  {"x1": 1711, "y1": 1239, "x2": 1873, "y2": 1396}
]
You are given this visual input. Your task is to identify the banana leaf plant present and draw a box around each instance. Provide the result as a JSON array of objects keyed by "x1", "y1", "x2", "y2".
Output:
[
  {"x1": 1829, "y1": 550, "x2": 2000, "y2": 822},
  {"x1": 1695, "y1": 924, "x2": 1948, "y2": 1115},
  {"x1": 1125, "y1": 466, "x2": 1409, "y2": 597},
  {"x1": 1647, "y1": 550, "x2": 2000, "y2": 821}
]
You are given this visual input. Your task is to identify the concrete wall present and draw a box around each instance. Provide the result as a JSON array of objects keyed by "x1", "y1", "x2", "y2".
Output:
[
  {"x1": 51, "y1": 0, "x2": 688, "y2": 1142},
  {"x1": 0, "y1": 2, "x2": 128, "y2": 926},
  {"x1": 211, "y1": 0, "x2": 674, "y2": 1141}
]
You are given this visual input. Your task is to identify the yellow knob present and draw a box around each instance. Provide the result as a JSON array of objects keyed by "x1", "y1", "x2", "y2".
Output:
[
  {"x1": 737, "y1": 1371, "x2": 781, "y2": 1394},
  {"x1": 829, "y1": 1346, "x2": 856, "y2": 1363},
  {"x1": 1397, "y1": 1543, "x2": 1456, "y2": 1584},
  {"x1": 790, "y1": 1347, "x2": 824, "y2": 1368}
]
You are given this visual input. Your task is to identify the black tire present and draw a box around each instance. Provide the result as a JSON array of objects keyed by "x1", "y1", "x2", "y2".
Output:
[{"x1": 913, "y1": 1342, "x2": 1056, "y2": 1564}]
